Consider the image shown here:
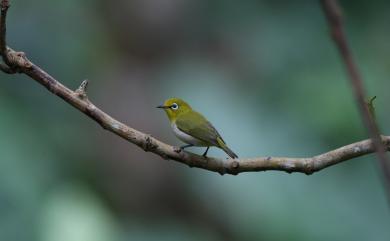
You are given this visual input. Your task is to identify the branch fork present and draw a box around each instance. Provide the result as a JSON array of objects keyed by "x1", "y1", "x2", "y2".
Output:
[
  {"x1": 5, "y1": 47, "x2": 32, "y2": 69},
  {"x1": 0, "y1": 0, "x2": 9, "y2": 11},
  {"x1": 75, "y1": 79, "x2": 89, "y2": 99}
]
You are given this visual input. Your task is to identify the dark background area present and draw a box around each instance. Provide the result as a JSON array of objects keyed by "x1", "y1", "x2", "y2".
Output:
[{"x1": 1, "y1": 0, "x2": 390, "y2": 240}]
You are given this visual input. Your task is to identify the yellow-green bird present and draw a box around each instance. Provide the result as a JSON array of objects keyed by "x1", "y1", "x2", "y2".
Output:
[{"x1": 157, "y1": 98, "x2": 238, "y2": 159}]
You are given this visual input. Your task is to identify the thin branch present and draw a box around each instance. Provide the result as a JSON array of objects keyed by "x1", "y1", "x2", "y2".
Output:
[
  {"x1": 0, "y1": 0, "x2": 9, "y2": 61},
  {"x1": 1, "y1": 1, "x2": 390, "y2": 175},
  {"x1": 75, "y1": 79, "x2": 89, "y2": 98},
  {"x1": 0, "y1": 62, "x2": 15, "y2": 73},
  {"x1": 321, "y1": 0, "x2": 390, "y2": 193}
]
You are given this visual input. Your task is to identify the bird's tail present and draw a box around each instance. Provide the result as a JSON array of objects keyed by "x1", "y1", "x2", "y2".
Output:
[{"x1": 217, "y1": 137, "x2": 238, "y2": 159}]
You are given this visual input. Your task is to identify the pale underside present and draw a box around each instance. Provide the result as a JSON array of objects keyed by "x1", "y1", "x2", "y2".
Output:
[{"x1": 171, "y1": 123, "x2": 209, "y2": 146}]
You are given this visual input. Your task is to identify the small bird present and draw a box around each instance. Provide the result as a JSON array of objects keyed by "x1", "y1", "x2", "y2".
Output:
[{"x1": 157, "y1": 98, "x2": 238, "y2": 159}]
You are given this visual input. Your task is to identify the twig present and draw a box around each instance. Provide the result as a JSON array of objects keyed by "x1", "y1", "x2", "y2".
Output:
[
  {"x1": 0, "y1": 62, "x2": 14, "y2": 73},
  {"x1": 0, "y1": 0, "x2": 9, "y2": 61},
  {"x1": 321, "y1": 0, "x2": 390, "y2": 192},
  {"x1": 75, "y1": 79, "x2": 89, "y2": 99},
  {"x1": 1, "y1": 0, "x2": 390, "y2": 175}
]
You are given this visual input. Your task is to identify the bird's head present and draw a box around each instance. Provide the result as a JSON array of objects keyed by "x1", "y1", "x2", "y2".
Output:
[{"x1": 157, "y1": 97, "x2": 192, "y2": 122}]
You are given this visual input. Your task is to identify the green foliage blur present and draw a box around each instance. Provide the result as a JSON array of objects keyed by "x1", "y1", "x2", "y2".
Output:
[{"x1": 1, "y1": 0, "x2": 390, "y2": 240}]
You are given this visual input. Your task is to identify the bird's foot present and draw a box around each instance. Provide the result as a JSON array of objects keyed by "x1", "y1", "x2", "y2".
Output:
[
  {"x1": 173, "y1": 146, "x2": 182, "y2": 153},
  {"x1": 202, "y1": 147, "x2": 210, "y2": 158},
  {"x1": 174, "y1": 144, "x2": 193, "y2": 153}
]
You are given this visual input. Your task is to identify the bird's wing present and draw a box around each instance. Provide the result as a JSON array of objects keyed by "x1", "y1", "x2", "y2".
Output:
[{"x1": 176, "y1": 111, "x2": 223, "y2": 146}]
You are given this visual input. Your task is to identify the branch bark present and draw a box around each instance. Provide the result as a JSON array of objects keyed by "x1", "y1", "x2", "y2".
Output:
[
  {"x1": 1, "y1": 0, "x2": 389, "y2": 175},
  {"x1": 0, "y1": 0, "x2": 8, "y2": 55},
  {"x1": 321, "y1": 0, "x2": 390, "y2": 193}
]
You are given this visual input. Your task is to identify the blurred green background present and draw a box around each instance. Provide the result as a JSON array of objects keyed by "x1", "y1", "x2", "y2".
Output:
[{"x1": 1, "y1": 0, "x2": 390, "y2": 240}]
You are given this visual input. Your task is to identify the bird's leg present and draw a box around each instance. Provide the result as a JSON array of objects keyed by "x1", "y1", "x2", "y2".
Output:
[
  {"x1": 174, "y1": 144, "x2": 193, "y2": 153},
  {"x1": 202, "y1": 147, "x2": 210, "y2": 158},
  {"x1": 181, "y1": 144, "x2": 194, "y2": 150}
]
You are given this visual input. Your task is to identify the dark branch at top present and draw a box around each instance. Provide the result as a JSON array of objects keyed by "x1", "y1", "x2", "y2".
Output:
[
  {"x1": 321, "y1": 0, "x2": 390, "y2": 196},
  {"x1": 0, "y1": 0, "x2": 9, "y2": 58}
]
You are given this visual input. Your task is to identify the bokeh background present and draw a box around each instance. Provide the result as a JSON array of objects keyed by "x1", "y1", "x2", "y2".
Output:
[{"x1": 1, "y1": 0, "x2": 390, "y2": 240}]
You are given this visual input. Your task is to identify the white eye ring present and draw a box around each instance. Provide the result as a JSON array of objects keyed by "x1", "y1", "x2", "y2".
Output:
[{"x1": 171, "y1": 103, "x2": 179, "y2": 110}]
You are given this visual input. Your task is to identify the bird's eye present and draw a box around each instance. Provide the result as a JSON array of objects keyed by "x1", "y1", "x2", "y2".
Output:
[{"x1": 171, "y1": 103, "x2": 179, "y2": 110}]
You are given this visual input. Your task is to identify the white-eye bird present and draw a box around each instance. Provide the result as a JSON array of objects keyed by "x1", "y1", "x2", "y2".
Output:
[{"x1": 157, "y1": 98, "x2": 238, "y2": 158}]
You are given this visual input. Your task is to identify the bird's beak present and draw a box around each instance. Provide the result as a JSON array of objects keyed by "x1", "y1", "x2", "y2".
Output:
[{"x1": 156, "y1": 105, "x2": 169, "y2": 109}]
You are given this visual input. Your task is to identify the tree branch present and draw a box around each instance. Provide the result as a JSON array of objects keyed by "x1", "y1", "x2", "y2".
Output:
[
  {"x1": 0, "y1": 62, "x2": 15, "y2": 73},
  {"x1": 321, "y1": 0, "x2": 390, "y2": 193},
  {"x1": 0, "y1": 0, "x2": 8, "y2": 46},
  {"x1": 1, "y1": 0, "x2": 389, "y2": 175}
]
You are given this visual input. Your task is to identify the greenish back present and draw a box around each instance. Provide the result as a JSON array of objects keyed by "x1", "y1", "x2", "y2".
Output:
[{"x1": 175, "y1": 111, "x2": 224, "y2": 147}]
